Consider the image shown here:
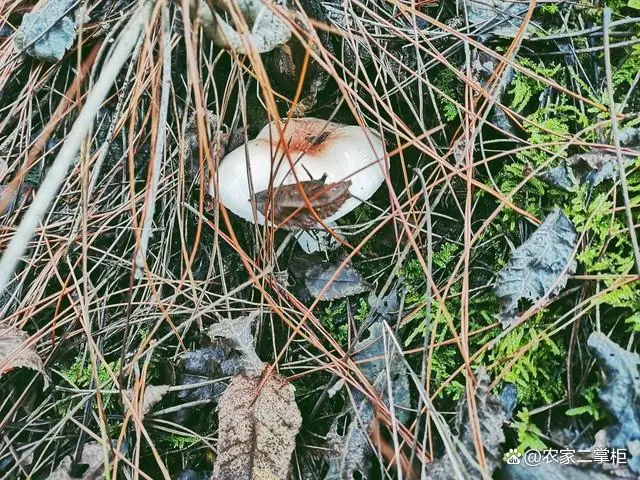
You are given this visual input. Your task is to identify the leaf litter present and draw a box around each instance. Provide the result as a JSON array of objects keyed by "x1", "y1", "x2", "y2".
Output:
[
  {"x1": 254, "y1": 178, "x2": 352, "y2": 229},
  {"x1": 494, "y1": 208, "x2": 577, "y2": 327},
  {"x1": 324, "y1": 315, "x2": 410, "y2": 479},
  {"x1": 203, "y1": 313, "x2": 303, "y2": 480},
  {"x1": 428, "y1": 369, "x2": 508, "y2": 479},
  {"x1": 0, "y1": 325, "x2": 48, "y2": 387},
  {"x1": 14, "y1": 0, "x2": 82, "y2": 62}
]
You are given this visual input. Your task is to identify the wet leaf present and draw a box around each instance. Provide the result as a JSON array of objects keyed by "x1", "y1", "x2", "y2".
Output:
[
  {"x1": 325, "y1": 319, "x2": 410, "y2": 479},
  {"x1": 0, "y1": 325, "x2": 48, "y2": 387},
  {"x1": 255, "y1": 179, "x2": 351, "y2": 229},
  {"x1": 587, "y1": 332, "x2": 640, "y2": 473},
  {"x1": 305, "y1": 260, "x2": 371, "y2": 301},
  {"x1": 14, "y1": 0, "x2": 79, "y2": 61},
  {"x1": 124, "y1": 384, "x2": 169, "y2": 416},
  {"x1": 48, "y1": 442, "x2": 109, "y2": 480},
  {"x1": 213, "y1": 371, "x2": 302, "y2": 480},
  {"x1": 494, "y1": 209, "x2": 577, "y2": 328},
  {"x1": 207, "y1": 313, "x2": 263, "y2": 376},
  {"x1": 428, "y1": 369, "x2": 508, "y2": 479}
]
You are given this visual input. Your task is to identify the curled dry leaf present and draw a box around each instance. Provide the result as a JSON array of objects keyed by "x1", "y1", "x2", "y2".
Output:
[
  {"x1": 494, "y1": 209, "x2": 577, "y2": 328},
  {"x1": 14, "y1": 0, "x2": 80, "y2": 61},
  {"x1": 0, "y1": 325, "x2": 48, "y2": 387},
  {"x1": 213, "y1": 371, "x2": 302, "y2": 480},
  {"x1": 48, "y1": 442, "x2": 109, "y2": 480},
  {"x1": 255, "y1": 178, "x2": 352, "y2": 229},
  {"x1": 123, "y1": 384, "x2": 170, "y2": 416}
]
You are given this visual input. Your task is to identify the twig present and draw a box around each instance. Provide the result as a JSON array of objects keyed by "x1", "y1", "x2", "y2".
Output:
[
  {"x1": 0, "y1": 2, "x2": 152, "y2": 295},
  {"x1": 134, "y1": 4, "x2": 172, "y2": 279},
  {"x1": 603, "y1": 7, "x2": 640, "y2": 274}
]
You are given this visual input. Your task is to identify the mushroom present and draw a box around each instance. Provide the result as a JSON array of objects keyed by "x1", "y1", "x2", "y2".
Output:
[{"x1": 210, "y1": 118, "x2": 387, "y2": 251}]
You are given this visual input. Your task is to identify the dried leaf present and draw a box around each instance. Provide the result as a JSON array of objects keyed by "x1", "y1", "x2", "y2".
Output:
[
  {"x1": 494, "y1": 209, "x2": 577, "y2": 328},
  {"x1": 255, "y1": 179, "x2": 352, "y2": 229},
  {"x1": 538, "y1": 151, "x2": 635, "y2": 191},
  {"x1": 124, "y1": 384, "x2": 169, "y2": 415},
  {"x1": 48, "y1": 442, "x2": 109, "y2": 480},
  {"x1": 14, "y1": 0, "x2": 79, "y2": 61},
  {"x1": 587, "y1": 332, "x2": 640, "y2": 473},
  {"x1": 213, "y1": 372, "x2": 302, "y2": 480},
  {"x1": 207, "y1": 313, "x2": 263, "y2": 376},
  {"x1": 305, "y1": 260, "x2": 371, "y2": 301},
  {"x1": 459, "y1": 0, "x2": 539, "y2": 38},
  {"x1": 0, "y1": 325, "x2": 48, "y2": 387},
  {"x1": 428, "y1": 370, "x2": 507, "y2": 479},
  {"x1": 191, "y1": 0, "x2": 291, "y2": 54},
  {"x1": 325, "y1": 319, "x2": 410, "y2": 479},
  {"x1": 176, "y1": 346, "x2": 245, "y2": 407}
]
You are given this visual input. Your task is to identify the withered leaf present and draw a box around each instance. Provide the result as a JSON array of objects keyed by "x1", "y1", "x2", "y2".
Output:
[
  {"x1": 14, "y1": 0, "x2": 79, "y2": 62},
  {"x1": 207, "y1": 313, "x2": 263, "y2": 376},
  {"x1": 325, "y1": 319, "x2": 410, "y2": 479},
  {"x1": 254, "y1": 179, "x2": 351, "y2": 229},
  {"x1": 428, "y1": 369, "x2": 508, "y2": 479},
  {"x1": 305, "y1": 260, "x2": 371, "y2": 301},
  {"x1": 587, "y1": 332, "x2": 640, "y2": 473},
  {"x1": 213, "y1": 372, "x2": 302, "y2": 480},
  {"x1": 494, "y1": 209, "x2": 577, "y2": 328},
  {"x1": 0, "y1": 325, "x2": 48, "y2": 387}
]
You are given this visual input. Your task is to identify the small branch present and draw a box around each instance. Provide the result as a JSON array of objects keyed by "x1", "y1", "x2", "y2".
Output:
[
  {"x1": 603, "y1": 7, "x2": 640, "y2": 274},
  {"x1": 0, "y1": 2, "x2": 152, "y2": 295},
  {"x1": 134, "y1": 4, "x2": 172, "y2": 279}
]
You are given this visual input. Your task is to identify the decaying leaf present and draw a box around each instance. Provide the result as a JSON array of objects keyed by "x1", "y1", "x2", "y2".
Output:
[
  {"x1": 305, "y1": 260, "x2": 371, "y2": 301},
  {"x1": 48, "y1": 442, "x2": 109, "y2": 480},
  {"x1": 325, "y1": 318, "x2": 410, "y2": 479},
  {"x1": 124, "y1": 384, "x2": 169, "y2": 416},
  {"x1": 587, "y1": 332, "x2": 640, "y2": 473},
  {"x1": 538, "y1": 151, "x2": 635, "y2": 191},
  {"x1": 207, "y1": 313, "x2": 264, "y2": 376},
  {"x1": 0, "y1": 325, "x2": 48, "y2": 387},
  {"x1": 428, "y1": 369, "x2": 508, "y2": 479},
  {"x1": 190, "y1": 0, "x2": 291, "y2": 54},
  {"x1": 175, "y1": 346, "x2": 245, "y2": 408},
  {"x1": 255, "y1": 179, "x2": 352, "y2": 229},
  {"x1": 459, "y1": 0, "x2": 539, "y2": 38},
  {"x1": 213, "y1": 372, "x2": 302, "y2": 480},
  {"x1": 14, "y1": 0, "x2": 80, "y2": 61},
  {"x1": 494, "y1": 209, "x2": 577, "y2": 328}
]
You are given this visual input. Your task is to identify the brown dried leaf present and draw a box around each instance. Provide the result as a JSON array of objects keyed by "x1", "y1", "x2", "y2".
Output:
[
  {"x1": 254, "y1": 179, "x2": 351, "y2": 229},
  {"x1": 213, "y1": 372, "x2": 302, "y2": 480},
  {"x1": 0, "y1": 325, "x2": 48, "y2": 387}
]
